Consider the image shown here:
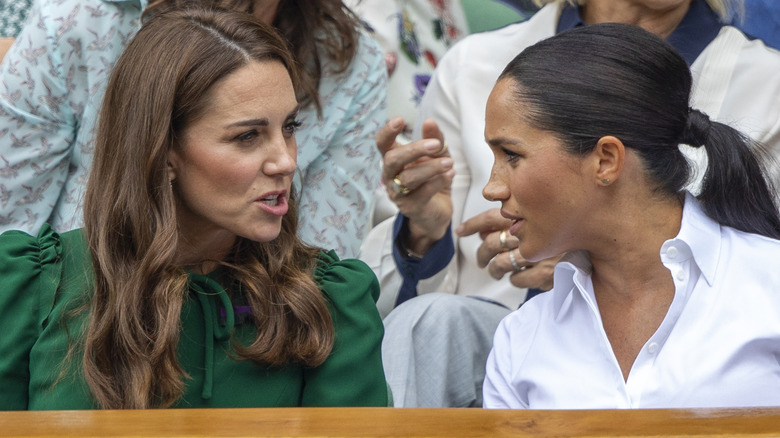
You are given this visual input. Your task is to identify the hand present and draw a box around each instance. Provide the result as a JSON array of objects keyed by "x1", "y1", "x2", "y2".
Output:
[
  {"x1": 378, "y1": 117, "x2": 454, "y2": 255},
  {"x1": 458, "y1": 208, "x2": 559, "y2": 291}
]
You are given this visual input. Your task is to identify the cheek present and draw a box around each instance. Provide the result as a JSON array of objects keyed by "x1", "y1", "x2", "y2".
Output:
[{"x1": 188, "y1": 152, "x2": 257, "y2": 192}]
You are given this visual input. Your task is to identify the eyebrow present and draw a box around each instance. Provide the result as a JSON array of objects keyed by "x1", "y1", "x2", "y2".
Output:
[
  {"x1": 225, "y1": 105, "x2": 301, "y2": 129},
  {"x1": 486, "y1": 137, "x2": 522, "y2": 148}
]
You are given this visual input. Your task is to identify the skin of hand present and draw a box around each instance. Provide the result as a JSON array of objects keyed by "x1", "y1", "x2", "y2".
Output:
[
  {"x1": 377, "y1": 116, "x2": 455, "y2": 255},
  {"x1": 457, "y1": 207, "x2": 560, "y2": 291}
]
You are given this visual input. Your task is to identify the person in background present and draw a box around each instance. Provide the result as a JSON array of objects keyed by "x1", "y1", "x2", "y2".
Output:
[
  {"x1": 0, "y1": 0, "x2": 31, "y2": 60},
  {"x1": 734, "y1": 0, "x2": 780, "y2": 49},
  {"x1": 345, "y1": 0, "x2": 468, "y2": 145},
  {"x1": 0, "y1": 0, "x2": 385, "y2": 258},
  {"x1": 0, "y1": 8, "x2": 387, "y2": 410},
  {"x1": 363, "y1": 0, "x2": 780, "y2": 407},
  {"x1": 483, "y1": 23, "x2": 780, "y2": 408}
]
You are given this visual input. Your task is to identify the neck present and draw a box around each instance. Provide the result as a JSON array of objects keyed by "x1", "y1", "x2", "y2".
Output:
[
  {"x1": 586, "y1": 193, "x2": 684, "y2": 300},
  {"x1": 581, "y1": 0, "x2": 692, "y2": 39}
]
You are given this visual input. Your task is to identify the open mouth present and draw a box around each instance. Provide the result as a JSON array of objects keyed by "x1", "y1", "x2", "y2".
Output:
[{"x1": 259, "y1": 194, "x2": 281, "y2": 206}]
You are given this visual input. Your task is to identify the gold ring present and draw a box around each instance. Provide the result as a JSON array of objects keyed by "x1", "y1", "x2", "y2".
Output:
[
  {"x1": 508, "y1": 250, "x2": 523, "y2": 271},
  {"x1": 392, "y1": 176, "x2": 411, "y2": 196},
  {"x1": 499, "y1": 230, "x2": 509, "y2": 249},
  {"x1": 437, "y1": 140, "x2": 448, "y2": 156}
]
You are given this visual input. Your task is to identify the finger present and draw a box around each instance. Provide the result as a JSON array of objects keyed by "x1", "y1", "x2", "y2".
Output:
[
  {"x1": 389, "y1": 168, "x2": 454, "y2": 208},
  {"x1": 457, "y1": 208, "x2": 512, "y2": 237},
  {"x1": 476, "y1": 230, "x2": 519, "y2": 268},
  {"x1": 392, "y1": 156, "x2": 453, "y2": 192},
  {"x1": 509, "y1": 267, "x2": 554, "y2": 291},
  {"x1": 382, "y1": 137, "x2": 444, "y2": 183},
  {"x1": 376, "y1": 117, "x2": 406, "y2": 156},
  {"x1": 508, "y1": 254, "x2": 560, "y2": 290},
  {"x1": 420, "y1": 118, "x2": 446, "y2": 154},
  {"x1": 487, "y1": 251, "x2": 514, "y2": 280}
]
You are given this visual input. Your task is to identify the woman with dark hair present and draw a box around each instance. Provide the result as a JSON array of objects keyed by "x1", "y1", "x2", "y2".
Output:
[
  {"x1": 0, "y1": 9, "x2": 387, "y2": 410},
  {"x1": 0, "y1": 0, "x2": 384, "y2": 258},
  {"x1": 482, "y1": 23, "x2": 780, "y2": 409}
]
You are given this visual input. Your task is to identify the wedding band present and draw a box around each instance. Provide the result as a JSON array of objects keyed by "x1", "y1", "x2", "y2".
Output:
[
  {"x1": 499, "y1": 230, "x2": 509, "y2": 249},
  {"x1": 437, "y1": 140, "x2": 448, "y2": 156},
  {"x1": 392, "y1": 176, "x2": 411, "y2": 196},
  {"x1": 509, "y1": 250, "x2": 522, "y2": 271}
]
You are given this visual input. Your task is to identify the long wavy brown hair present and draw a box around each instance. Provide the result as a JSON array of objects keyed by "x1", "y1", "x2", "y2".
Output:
[
  {"x1": 82, "y1": 9, "x2": 334, "y2": 409},
  {"x1": 145, "y1": 0, "x2": 362, "y2": 114}
]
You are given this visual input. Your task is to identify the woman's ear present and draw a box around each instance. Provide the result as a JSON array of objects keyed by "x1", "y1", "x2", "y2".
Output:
[
  {"x1": 593, "y1": 135, "x2": 625, "y2": 186},
  {"x1": 167, "y1": 150, "x2": 180, "y2": 183}
]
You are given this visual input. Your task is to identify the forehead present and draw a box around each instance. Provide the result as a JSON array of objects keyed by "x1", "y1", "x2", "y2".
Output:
[
  {"x1": 202, "y1": 60, "x2": 297, "y2": 115},
  {"x1": 485, "y1": 79, "x2": 525, "y2": 133}
]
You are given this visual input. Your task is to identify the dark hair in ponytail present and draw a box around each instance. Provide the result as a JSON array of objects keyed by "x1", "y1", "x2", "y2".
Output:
[{"x1": 498, "y1": 22, "x2": 780, "y2": 239}]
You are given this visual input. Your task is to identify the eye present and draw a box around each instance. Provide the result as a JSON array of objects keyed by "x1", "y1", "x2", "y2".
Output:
[
  {"x1": 283, "y1": 119, "x2": 303, "y2": 138},
  {"x1": 233, "y1": 130, "x2": 259, "y2": 143},
  {"x1": 502, "y1": 147, "x2": 522, "y2": 164}
]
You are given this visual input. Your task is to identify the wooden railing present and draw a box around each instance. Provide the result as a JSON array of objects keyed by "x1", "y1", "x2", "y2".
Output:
[{"x1": 1, "y1": 406, "x2": 779, "y2": 437}]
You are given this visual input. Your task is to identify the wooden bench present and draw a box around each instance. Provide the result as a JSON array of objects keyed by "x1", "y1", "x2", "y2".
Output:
[{"x1": 1, "y1": 406, "x2": 779, "y2": 437}]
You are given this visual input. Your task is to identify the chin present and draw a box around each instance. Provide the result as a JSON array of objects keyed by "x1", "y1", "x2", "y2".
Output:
[
  {"x1": 518, "y1": 243, "x2": 546, "y2": 264},
  {"x1": 238, "y1": 224, "x2": 283, "y2": 244}
]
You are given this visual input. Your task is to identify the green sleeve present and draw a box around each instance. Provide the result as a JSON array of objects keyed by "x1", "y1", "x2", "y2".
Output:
[
  {"x1": 302, "y1": 250, "x2": 389, "y2": 406},
  {"x1": 0, "y1": 225, "x2": 63, "y2": 410}
]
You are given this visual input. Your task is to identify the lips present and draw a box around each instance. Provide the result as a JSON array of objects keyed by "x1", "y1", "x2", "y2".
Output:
[
  {"x1": 256, "y1": 191, "x2": 288, "y2": 216},
  {"x1": 501, "y1": 209, "x2": 524, "y2": 236}
]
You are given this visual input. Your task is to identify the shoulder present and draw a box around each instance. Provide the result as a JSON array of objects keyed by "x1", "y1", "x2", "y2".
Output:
[
  {"x1": 438, "y1": 4, "x2": 558, "y2": 68},
  {"x1": 354, "y1": 29, "x2": 384, "y2": 64},
  {"x1": 315, "y1": 250, "x2": 380, "y2": 304},
  {"x1": 0, "y1": 224, "x2": 63, "y2": 268},
  {"x1": 719, "y1": 226, "x2": 780, "y2": 265},
  {"x1": 0, "y1": 225, "x2": 67, "y2": 328},
  {"x1": 700, "y1": 25, "x2": 780, "y2": 73}
]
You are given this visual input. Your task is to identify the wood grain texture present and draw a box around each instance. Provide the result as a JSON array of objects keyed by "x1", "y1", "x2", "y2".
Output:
[{"x1": 2, "y1": 407, "x2": 780, "y2": 437}]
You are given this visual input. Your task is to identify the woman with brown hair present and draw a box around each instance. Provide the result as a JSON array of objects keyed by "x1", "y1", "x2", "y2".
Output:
[
  {"x1": 0, "y1": 8, "x2": 387, "y2": 410},
  {"x1": 0, "y1": 0, "x2": 384, "y2": 258}
]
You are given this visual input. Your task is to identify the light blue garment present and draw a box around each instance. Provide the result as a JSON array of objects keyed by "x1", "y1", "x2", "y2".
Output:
[
  {"x1": 0, "y1": 0, "x2": 386, "y2": 257},
  {"x1": 0, "y1": 0, "x2": 33, "y2": 37}
]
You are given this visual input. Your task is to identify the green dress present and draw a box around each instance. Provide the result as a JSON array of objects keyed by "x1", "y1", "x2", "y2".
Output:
[{"x1": 0, "y1": 225, "x2": 388, "y2": 410}]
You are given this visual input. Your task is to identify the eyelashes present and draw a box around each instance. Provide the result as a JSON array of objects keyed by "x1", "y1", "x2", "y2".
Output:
[
  {"x1": 502, "y1": 148, "x2": 522, "y2": 163},
  {"x1": 232, "y1": 119, "x2": 302, "y2": 144}
]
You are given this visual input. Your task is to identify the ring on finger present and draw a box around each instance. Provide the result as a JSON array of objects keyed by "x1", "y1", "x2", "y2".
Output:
[
  {"x1": 437, "y1": 140, "x2": 448, "y2": 156},
  {"x1": 499, "y1": 230, "x2": 509, "y2": 249},
  {"x1": 509, "y1": 250, "x2": 524, "y2": 271},
  {"x1": 392, "y1": 176, "x2": 411, "y2": 196}
]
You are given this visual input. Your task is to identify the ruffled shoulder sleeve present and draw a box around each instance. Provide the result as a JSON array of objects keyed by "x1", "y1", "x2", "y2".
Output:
[
  {"x1": 303, "y1": 250, "x2": 389, "y2": 406},
  {"x1": 0, "y1": 224, "x2": 64, "y2": 410}
]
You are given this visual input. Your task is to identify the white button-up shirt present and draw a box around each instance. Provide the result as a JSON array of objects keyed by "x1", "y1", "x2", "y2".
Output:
[{"x1": 484, "y1": 194, "x2": 780, "y2": 409}]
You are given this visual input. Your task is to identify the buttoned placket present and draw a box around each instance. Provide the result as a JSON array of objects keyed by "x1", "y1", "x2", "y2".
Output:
[
  {"x1": 624, "y1": 240, "x2": 699, "y2": 407},
  {"x1": 573, "y1": 240, "x2": 699, "y2": 408}
]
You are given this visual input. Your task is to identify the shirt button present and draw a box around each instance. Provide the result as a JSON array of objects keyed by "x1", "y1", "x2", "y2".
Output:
[
  {"x1": 676, "y1": 270, "x2": 686, "y2": 282},
  {"x1": 647, "y1": 342, "x2": 659, "y2": 354},
  {"x1": 666, "y1": 246, "x2": 679, "y2": 259}
]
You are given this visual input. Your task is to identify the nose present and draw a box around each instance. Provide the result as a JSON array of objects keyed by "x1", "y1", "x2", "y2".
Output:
[
  {"x1": 482, "y1": 166, "x2": 510, "y2": 202},
  {"x1": 263, "y1": 138, "x2": 297, "y2": 176}
]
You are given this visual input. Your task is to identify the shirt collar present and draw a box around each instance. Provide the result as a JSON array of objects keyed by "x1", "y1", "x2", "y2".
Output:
[
  {"x1": 669, "y1": 192, "x2": 720, "y2": 285},
  {"x1": 555, "y1": 0, "x2": 723, "y2": 65}
]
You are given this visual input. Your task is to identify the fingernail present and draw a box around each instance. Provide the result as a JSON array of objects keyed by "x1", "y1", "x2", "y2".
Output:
[
  {"x1": 424, "y1": 139, "x2": 440, "y2": 151},
  {"x1": 440, "y1": 158, "x2": 453, "y2": 168},
  {"x1": 389, "y1": 117, "x2": 404, "y2": 130},
  {"x1": 455, "y1": 224, "x2": 464, "y2": 235}
]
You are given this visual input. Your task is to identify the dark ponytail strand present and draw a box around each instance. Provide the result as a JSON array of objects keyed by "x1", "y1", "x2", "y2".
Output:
[{"x1": 682, "y1": 109, "x2": 780, "y2": 239}]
